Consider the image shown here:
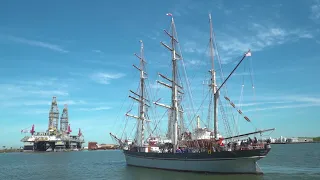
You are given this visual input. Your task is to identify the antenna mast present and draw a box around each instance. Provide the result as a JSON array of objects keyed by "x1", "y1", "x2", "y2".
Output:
[
  {"x1": 126, "y1": 40, "x2": 149, "y2": 147},
  {"x1": 209, "y1": 13, "x2": 219, "y2": 139},
  {"x1": 155, "y1": 13, "x2": 182, "y2": 152},
  {"x1": 171, "y1": 17, "x2": 179, "y2": 152},
  {"x1": 138, "y1": 40, "x2": 146, "y2": 147}
]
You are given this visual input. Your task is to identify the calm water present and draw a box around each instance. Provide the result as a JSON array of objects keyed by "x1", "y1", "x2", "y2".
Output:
[{"x1": 1, "y1": 143, "x2": 319, "y2": 180}]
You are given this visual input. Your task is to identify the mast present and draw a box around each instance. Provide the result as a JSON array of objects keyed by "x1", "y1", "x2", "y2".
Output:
[
  {"x1": 209, "y1": 13, "x2": 219, "y2": 139},
  {"x1": 171, "y1": 17, "x2": 179, "y2": 152},
  {"x1": 138, "y1": 40, "x2": 146, "y2": 147},
  {"x1": 155, "y1": 13, "x2": 182, "y2": 153},
  {"x1": 126, "y1": 40, "x2": 149, "y2": 147},
  {"x1": 208, "y1": 14, "x2": 253, "y2": 139}
]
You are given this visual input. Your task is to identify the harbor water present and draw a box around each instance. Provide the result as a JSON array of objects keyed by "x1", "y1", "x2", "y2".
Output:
[{"x1": 1, "y1": 143, "x2": 319, "y2": 180}]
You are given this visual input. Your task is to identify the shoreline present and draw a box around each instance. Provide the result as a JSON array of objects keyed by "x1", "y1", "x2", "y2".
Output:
[
  {"x1": 271, "y1": 141, "x2": 320, "y2": 144},
  {"x1": 0, "y1": 149, "x2": 23, "y2": 153}
]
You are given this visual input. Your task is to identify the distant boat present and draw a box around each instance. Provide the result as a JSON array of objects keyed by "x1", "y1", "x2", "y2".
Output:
[{"x1": 110, "y1": 13, "x2": 275, "y2": 174}]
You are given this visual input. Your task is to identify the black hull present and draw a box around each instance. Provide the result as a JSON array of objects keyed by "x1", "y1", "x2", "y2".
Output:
[
  {"x1": 124, "y1": 148, "x2": 270, "y2": 160},
  {"x1": 123, "y1": 148, "x2": 270, "y2": 174}
]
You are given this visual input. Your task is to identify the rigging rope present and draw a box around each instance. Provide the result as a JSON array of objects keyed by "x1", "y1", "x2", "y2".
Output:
[
  {"x1": 122, "y1": 79, "x2": 142, "y2": 141},
  {"x1": 129, "y1": 118, "x2": 137, "y2": 141},
  {"x1": 186, "y1": 87, "x2": 212, "y2": 129},
  {"x1": 145, "y1": 79, "x2": 160, "y2": 136},
  {"x1": 150, "y1": 74, "x2": 166, "y2": 137},
  {"x1": 179, "y1": 43, "x2": 210, "y2": 131},
  {"x1": 218, "y1": 98, "x2": 233, "y2": 138},
  {"x1": 237, "y1": 84, "x2": 244, "y2": 135},
  {"x1": 172, "y1": 22, "x2": 198, "y2": 132},
  {"x1": 211, "y1": 26, "x2": 241, "y2": 138},
  {"x1": 206, "y1": 92, "x2": 213, "y2": 129},
  {"x1": 236, "y1": 60, "x2": 246, "y2": 136},
  {"x1": 248, "y1": 55, "x2": 260, "y2": 130},
  {"x1": 119, "y1": 70, "x2": 140, "y2": 139}
]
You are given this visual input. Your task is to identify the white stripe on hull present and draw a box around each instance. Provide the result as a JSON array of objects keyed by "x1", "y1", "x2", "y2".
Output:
[{"x1": 125, "y1": 154, "x2": 263, "y2": 174}]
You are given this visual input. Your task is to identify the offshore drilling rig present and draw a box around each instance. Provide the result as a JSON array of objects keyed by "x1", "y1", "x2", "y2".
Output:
[{"x1": 20, "y1": 97, "x2": 84, "y2": 152}]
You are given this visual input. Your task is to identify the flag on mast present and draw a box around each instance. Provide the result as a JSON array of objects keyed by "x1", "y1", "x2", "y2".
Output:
[
  {"x1": 245, "y1": 51, "x2": 251, "y2": 57},
  {"x1": 166, "y1": 13, "x2": 173, "y2": 16}
]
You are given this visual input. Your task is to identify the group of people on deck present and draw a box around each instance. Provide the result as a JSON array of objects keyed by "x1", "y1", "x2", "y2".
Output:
[
  {"x1": 128, "y1": 136, "x2": 271, "y2": 153},
  {"x1": 175, "y1": 147, "x2": 193, "y2": 153},
  {"x1": 173, "y1": 136, "x2": 265, "y2": 153}
]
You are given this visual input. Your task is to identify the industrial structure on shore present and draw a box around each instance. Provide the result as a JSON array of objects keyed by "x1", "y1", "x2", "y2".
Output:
[
  {"x1": 20, "y1": 97, "x2": 85, "y2": 152},
  {"x1": 87, "y1": 142, "x2": 119, "y2": 150},
  {"x1": 267, "y1": 136, "x2": 314, "y2": 144}
]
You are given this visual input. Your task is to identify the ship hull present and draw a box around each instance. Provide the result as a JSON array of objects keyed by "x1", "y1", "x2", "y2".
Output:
[{"x1": 124, "y1": 149, "x2": 269, "y2": 174}]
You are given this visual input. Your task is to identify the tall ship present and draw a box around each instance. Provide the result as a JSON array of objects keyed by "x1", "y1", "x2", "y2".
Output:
[{"x1": 110, "y1": 13, "x2": 275, "y2": 174}]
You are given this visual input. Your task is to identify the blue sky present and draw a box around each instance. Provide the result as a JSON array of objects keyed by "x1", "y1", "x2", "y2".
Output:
[{"x1": 1, "y1": 0, "x2": 320, "y2": 148}]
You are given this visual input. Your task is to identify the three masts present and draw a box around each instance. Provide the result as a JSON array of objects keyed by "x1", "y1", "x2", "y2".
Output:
[{"x1": 110, "y1": 13, "x2": 275, "y2": 174}]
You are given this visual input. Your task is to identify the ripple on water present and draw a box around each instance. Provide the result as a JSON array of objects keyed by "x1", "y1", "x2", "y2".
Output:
[{"x1": 0, "y1": 144, "x2": 319, "y2": 180}]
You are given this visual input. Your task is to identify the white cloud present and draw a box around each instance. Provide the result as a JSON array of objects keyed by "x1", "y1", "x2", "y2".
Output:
[
  {"x1": 235, "y1": 101, "x2": 292, "y2": 107},
  {"x1": 181, "y1": 22, "x2": 315, "y2": 64},
  {"x1": 173, "y1": 11, "x2": 182, "y2": 17},
  {"x1": 310, "y1": 0, "x2": 320, "y2": 21},
  {"x1": 77, "y1": 106, "x2": 111, "y2": 111},
  {"x1": 288, "y1": 96, "x2": 320, "y2": 104},
  {"x1": 20, "y1": 100, "x2": 86, "y2": 106},
  {"x1": 146, "y1": 32, "x2": 160, "y2": 40},
  {"x1": 0, "y1": 97, "x2": 87, "y2": 108},
  {"x1": 92, "y1": 49, "x2": 103, "y2": 53},
  {"x1": 224, "y1": 10, "x2": 232, "y2": 15},
  {"x1": 5, "y1": 35, "x2": 68, "y2": 53},
  {"x1": 0, "y1": 77, "x2": 75, "y2": 110},
  {"x1": 141, "y1": 30, "x2": 160, "y2": 41},
  {"x1": 22, "y1": 100, "x2": 50, "y2": 106},
  {"x1": 20, "y1": 78, "x2": 59, "y2": 86},
  {"x1": 147, "y1": 35, "x2": 157, "y2": 40},
  {"x1": 29, "y1": 90, "x2": 69, "y2": 96},
  {"x1": 216, "y1": 25, "x2": 314, "y2": 63},
  {"x1": 183, "y1": 41, "x2": 207, "y2": 54},
  {"x1": 0, "y1": 83, "x2": 69, "y2": 100},
  {"x1": 149, "y1": 80, "x2": 165, "y2": 89},
  {"x1": 166, "y1": 0, "x2": 196, "y2": 17},
  {"x1": 2, "y1": 100, "x2": 50, "y2": 107},
  {"x1": 9, "y1": 102, "x2": 109, "y2": 118},
  {"x1": 60, "y1": 100, "x2": 86, "y2": 105},
  {"x1": 184, "y1": 59, "x2": 207, "y2": 67},
  {"x1": 90, "y1": 72, "x2": 125, "y2": 84},
  {"x1": 234, "y1": 95, "x2": 320, "y2": 113},
  {"x1": 245, "y1": 103, "x2": 320, "y2": 113},
  {"x1": 298, "y1": 33, "x2": 313, "y2": 39},
  {"x1": 22, "y1": 108, "x2": 50, "y2": 114}
]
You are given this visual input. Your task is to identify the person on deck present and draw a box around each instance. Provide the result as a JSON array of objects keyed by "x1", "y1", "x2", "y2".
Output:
[{"x1": 248, "y1": 137, "x2": 253, "y2": 145}]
